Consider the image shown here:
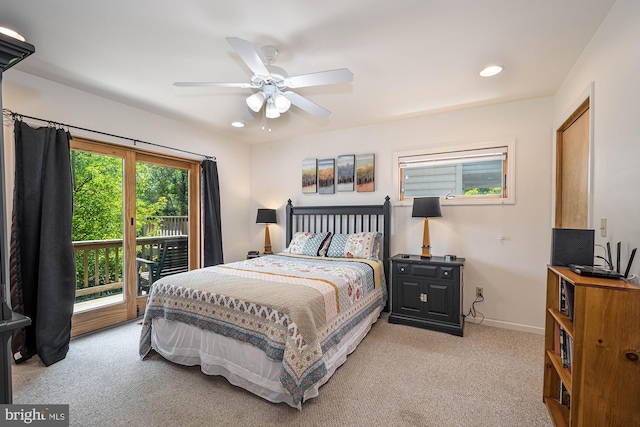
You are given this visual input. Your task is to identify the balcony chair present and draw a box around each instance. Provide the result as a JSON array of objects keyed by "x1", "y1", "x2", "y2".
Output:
[{"x1": 137, "y1": 239, "x2": 188, "y2": 295}]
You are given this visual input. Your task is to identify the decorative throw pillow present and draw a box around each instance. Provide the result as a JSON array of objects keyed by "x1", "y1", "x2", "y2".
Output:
[
  {"x1": 285, "y1": 231, "x2": 332, "y2": 256},
  {"x1": 326, "y1": 232, "x2": 382, "y2": 259}
]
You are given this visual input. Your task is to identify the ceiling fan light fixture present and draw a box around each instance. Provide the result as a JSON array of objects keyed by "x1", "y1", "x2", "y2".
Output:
[
  {"x1": 265, "y1": 101, "x2": 281, "y2": 119},
  {"x1": 246, "y1": 92, "x2": 266, "y2": 112},
  {"x1": 272, "y1": 92, "x2": 291, "y2": 113},
  {"x1": 231, "y1": 121, "x2": 244, "y2": 128},
  {"x1": 479, "y1": 65, "x2": 503, "y2": 77}
]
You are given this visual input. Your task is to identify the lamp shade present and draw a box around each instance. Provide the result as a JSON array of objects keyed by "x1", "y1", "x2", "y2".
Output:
[
  {"x1": 256, "y1": 208, "x2": 277, "y2": 224},
  {"x1": 272, "y1": 92, "x2": 291, "y2": 113},
  {"x1": 246, "y1": 92, "x2": 266, "y2": 112},
  {"x1": 265, "y1": 100, "x2": 281, "y2": 119},
  {"x1": 411, "y1": 197, "x2": 442, "y2": 218}
]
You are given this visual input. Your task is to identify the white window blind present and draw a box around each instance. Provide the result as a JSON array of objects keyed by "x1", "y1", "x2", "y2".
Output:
[{"x1": 399, "y1": 146, "x2": 509, "y2": 200}]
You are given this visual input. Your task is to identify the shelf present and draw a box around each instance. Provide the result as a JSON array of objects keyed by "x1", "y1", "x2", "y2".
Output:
[
  {"x1": 548, "y1": 266, "x2": 638, "y2": 290},
  {"x1": 544, "y1": 266, "x2": 640, "y2": 426},
  {"x1": 547, "y1": 350, "x2": 571, "y2": 394},
  {"x1": 544, "y1": 397, "x2": 569, "y2": 427},
  {"x1": 548, "y1": 308, "x2": 574, "y2": 338}
]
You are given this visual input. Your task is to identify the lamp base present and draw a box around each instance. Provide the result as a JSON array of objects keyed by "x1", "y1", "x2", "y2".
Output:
[
  {"x1": 420, "y1": 218, "x2": 433, "y2": 258},
  {"x1": 420, "y1": 245, "x2": 432, "y2": 258},
  {"x1": 263, "y1": 224, "x2": 273, "y2": 255}
]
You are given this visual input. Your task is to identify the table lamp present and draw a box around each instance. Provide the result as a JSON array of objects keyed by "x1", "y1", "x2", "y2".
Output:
[
  {"x1": 256, "y1": 208, "x2": 277, "y2": 254},
  {"x1": 411, "y1": 197, "x2": 442, "y2": 258}
]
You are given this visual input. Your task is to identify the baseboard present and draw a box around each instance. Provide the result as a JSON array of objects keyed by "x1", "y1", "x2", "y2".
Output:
[{"x1": 466, "y1": 317, "x2": 544, "y2": 335}]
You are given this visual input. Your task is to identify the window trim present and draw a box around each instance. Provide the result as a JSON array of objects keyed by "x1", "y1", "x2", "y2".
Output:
[{"x1": 394, "y1": 139, "x2": 516, "y2": 206}]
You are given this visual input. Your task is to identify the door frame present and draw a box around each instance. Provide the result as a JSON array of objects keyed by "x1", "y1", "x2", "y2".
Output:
[
  {"x1": 69, "y1": 137, "x2": 201, "y2": 336},
  {"x1": 553, "y1": 83, "x2": 594, "y2": 229}
]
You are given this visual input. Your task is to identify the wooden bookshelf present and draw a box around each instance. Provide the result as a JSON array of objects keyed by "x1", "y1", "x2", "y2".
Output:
[{"x1": 544, "y1": 266, "x2": 640, "y2": 426}]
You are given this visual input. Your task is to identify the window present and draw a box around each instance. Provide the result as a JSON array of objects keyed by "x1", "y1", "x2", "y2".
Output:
[{"x1": 396, "y1": 140, "x2": 515, "y2": 205}]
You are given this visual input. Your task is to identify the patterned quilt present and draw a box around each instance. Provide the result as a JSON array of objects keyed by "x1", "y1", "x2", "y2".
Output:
[{"x1": 139, "y1": 253, "x2": 387, "y2": 405}]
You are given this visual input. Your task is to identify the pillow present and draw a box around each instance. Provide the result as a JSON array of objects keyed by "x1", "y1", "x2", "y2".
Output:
[
  {"x1": 285, "y1": 231, "x2": 332, "y2": 256},
  {"x1": 326, "y1": 232, "x2": 382, "y2": 259}
]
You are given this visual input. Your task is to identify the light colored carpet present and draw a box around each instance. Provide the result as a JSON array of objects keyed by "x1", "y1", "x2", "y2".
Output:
[{"x1": 11, "y1": 314, "x2": 552, "y2": 427}]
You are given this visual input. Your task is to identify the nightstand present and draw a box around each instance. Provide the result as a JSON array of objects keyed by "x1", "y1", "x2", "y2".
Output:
[{"x1": 388, "y1": 254, "x2": 465, "y2": 336}]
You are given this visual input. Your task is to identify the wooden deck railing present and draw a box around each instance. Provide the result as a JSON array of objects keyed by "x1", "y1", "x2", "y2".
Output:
[
  {"x1": 73, "y1": 235, "x2": 187, "y2": 300},
  {"x1": 143, "y1": 216, "x2": 188, "y2": 237}
]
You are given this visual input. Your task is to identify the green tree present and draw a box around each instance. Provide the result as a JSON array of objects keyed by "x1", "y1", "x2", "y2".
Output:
[
  {"x1": 71, "y1": 151, "x2": 123, "y2": 241},
  {"x1": 136, "y1": 162, "x2": 188, "y2": 217}
]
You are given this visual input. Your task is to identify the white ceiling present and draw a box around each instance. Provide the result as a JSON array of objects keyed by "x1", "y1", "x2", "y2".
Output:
[{"x1": 1, "y1": 0, "x2": 616, "y2": 144}]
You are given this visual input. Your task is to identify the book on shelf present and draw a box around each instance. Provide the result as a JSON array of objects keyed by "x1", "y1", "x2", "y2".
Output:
[
  {"x1": 559, "y1": 279, "x2": 575, "y2": 321},
  {"x1": 565, "y1": 280, "x2": 574, "y2": 321},
  {"x1": 559, "y1": 326, "x2": 572, "y2": 371},
  {"x1": 568, "y1": 337, "x2": 573, "y2": 373},
  {"x1": 559, "y1": 381, "x2": 571, "y2": 409}
]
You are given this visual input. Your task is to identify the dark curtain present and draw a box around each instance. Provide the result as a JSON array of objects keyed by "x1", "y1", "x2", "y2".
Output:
[
  {"x1": 9, "y1": 121, "x2": 75, "y2": 366},
  {"x1": 201, "y1": 159, "x2": 224, "y2": 266}
]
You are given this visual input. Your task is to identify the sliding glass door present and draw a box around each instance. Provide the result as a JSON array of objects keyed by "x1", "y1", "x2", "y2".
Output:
[
  {"x1": 135, "y1": 157, "x2": 191, "y2": 297},
  {"x1": 69, "y1": 138, "x2": 200, "y2": 336}
]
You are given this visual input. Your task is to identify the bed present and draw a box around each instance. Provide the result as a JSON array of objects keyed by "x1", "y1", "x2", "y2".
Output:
[{"x1": 139, "y1": 197, "x2": 391, "y2": 408}]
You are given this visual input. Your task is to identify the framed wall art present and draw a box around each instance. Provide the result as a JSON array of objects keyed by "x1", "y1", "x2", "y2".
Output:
[
  {"x1": 337, "y1": 154, "x2": 355, "y2": 192},
  {"x1": 317, "y1": 158, "x2": 335, "y2": 194},
  {"x1": 356, "y1": 153, "x2": 375, "y2": 192},
  {"x1": 302, "y1": 158, "x2": 317, "y2": 193}
]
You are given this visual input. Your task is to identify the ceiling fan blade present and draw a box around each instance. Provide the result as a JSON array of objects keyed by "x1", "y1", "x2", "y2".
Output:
[
  {"x1": 286, "y1": 68, "x2": 353, "y2": 89},
  {"x1": 226, "y1": 37, "x2": 270, "y2": 79},
  {"x1": 283, "y1": 91, "x2": 330, "y2": 118},
  {"x1": 174, "y1": 82, "x2": 257, "y2": 88}
]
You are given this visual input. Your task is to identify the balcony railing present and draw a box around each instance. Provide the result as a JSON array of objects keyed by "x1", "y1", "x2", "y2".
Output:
[
  {"x1": 143, "y1": 216, "x2": 188, "y2": 237},
  {"x1": 73, "y1": 235, "x2": 188, "y2": 303}
]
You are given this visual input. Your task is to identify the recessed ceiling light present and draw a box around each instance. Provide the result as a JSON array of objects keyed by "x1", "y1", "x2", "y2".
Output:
[
  {"x1": 231, "y1": 121, "x2": 244, "y2": 128},
  {"x1": 479, "y1": 65, "x2": 503, "y2": 77},
  {"x1": 0, "y1": 26, "x2": 26, "y2": 42}
]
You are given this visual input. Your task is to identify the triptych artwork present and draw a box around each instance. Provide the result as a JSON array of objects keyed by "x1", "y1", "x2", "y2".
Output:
[{"x1": 302, "y1": 154, "x2": 375, "y2": 194}]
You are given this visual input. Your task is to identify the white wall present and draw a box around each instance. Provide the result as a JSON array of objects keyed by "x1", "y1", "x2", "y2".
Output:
[
  {"x1": 7, "y1": 0, "x2": 634, "y2": 333},
  {"x1": 554, "y1": 0, "x2": 640, "y2": 276},
  {"x1": 251, "y1": 97, "x2": 554, "y2": 332},
  {"x1": 2, "y1": 71, "x2": 252, "y2": 263}
]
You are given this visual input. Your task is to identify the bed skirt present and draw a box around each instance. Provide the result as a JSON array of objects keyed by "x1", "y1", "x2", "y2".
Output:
[{"x1": 150, "y1": 305, "x2": 383, "y2": 409}]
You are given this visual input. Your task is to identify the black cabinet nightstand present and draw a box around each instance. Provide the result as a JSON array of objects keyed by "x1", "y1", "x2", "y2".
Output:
[{"x1": 388, "y1": 254, "x2": 465, "y2": 336}]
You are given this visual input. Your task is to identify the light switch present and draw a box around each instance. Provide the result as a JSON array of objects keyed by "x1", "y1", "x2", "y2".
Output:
[{"x1": 600, "y1": 218, "x2": 607, "y2": 237}]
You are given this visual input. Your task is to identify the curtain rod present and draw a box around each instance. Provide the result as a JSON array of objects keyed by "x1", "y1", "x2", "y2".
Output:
[{"x1": 2, "y1": 108, "x2": 215, "y2": 161}]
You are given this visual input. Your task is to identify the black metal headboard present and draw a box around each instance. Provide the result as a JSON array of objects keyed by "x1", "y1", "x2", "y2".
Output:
[{"x1": 285, "y1": 196, "x2": 392, "y2": 286}]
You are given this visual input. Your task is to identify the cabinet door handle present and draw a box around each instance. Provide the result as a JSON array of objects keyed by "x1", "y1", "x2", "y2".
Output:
[
  {"x1": 419, "y1": 293, "x2": 428, "y2": 302},
  {"x1": 399, "y1": 267, "x2": 406, "y2": 272}
]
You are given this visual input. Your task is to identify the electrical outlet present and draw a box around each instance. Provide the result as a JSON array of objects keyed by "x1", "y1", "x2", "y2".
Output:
[{"x1": 476, "y1": 287, "x2": 484, "y2": 298}]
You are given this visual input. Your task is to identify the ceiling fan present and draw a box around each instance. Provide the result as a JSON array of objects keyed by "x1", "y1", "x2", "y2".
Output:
[{"x1": 174, "y1": 37, "x2": 353, "y2": 122}]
